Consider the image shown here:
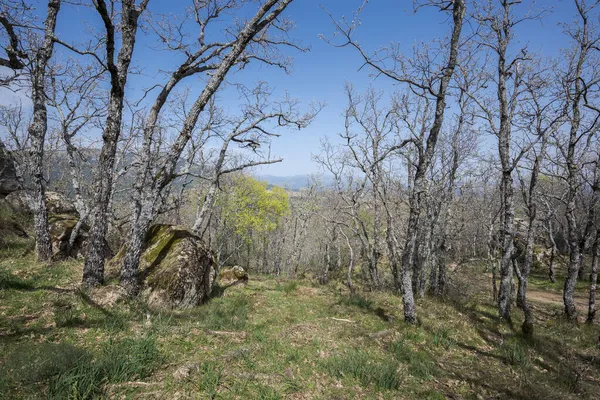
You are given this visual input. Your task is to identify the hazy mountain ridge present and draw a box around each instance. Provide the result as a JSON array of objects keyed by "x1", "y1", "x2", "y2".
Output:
[{"x1": 254, "y1": 174, "x2": 334, "y2": 191}]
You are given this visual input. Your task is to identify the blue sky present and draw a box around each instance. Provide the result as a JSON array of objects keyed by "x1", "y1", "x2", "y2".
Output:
[{"x1": 2, "y1": 0, "x2": 586, "y2": 176}]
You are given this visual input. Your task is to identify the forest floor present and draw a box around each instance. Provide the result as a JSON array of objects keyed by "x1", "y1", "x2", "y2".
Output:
[{"x1": 1, "y1": 240, "x2": 600, "y2": 399}]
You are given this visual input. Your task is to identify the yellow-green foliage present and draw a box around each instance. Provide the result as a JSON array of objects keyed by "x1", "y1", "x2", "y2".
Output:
[{"x1": 220, "y1": 176, "x2": 289, "y2": 242}]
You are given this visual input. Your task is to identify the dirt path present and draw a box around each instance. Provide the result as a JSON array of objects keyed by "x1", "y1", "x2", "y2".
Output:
[
  {"x1": 527, "y1": 288, "x2": 600, "y2": 324},
  {"x1": 527, "y1": 289, "x2": 588, "y2": 310}
]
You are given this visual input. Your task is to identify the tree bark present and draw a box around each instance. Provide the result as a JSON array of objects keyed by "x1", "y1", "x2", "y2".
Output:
[
  {"x1": 27, "y1": 0, "x2": 61, "y2": 262},
  {"x1": 340, "y1": 229, "x2": 354, "y2": 292},
  {"x1": 546, "y1": 219, "x2": 557, "y2": 283},
  {"x1": 399, "y1": 0, "x2": 465, "y2": 324},
  {"x1": 83, "y1": 0, "x2": 145, "y2": 287},
  {"x1": 587, "y1": 227, "x2": 600, "y2": 323}
]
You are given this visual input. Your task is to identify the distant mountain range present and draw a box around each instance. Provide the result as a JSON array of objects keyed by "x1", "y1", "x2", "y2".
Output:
[{"x1": 254, "y1": 174, "x2": 334, "y2": 191}]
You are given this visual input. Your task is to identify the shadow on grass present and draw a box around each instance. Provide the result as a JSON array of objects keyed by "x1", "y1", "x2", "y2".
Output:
[
  {"x1": 0, "y1": 335, "x2": 162, "y2": 399},
  {"x1": 336, "y1": 292, "x2": 398, "y2": 323},
  {"x1": 436, "y1": 291, "x2": 600, "y2": 398},
  {"x1": 0, "y1": 269, "x2": 73, "y2": 294}
]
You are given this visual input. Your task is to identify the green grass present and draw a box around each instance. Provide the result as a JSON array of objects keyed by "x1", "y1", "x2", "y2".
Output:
[
  {"x1": 197, "y1": 293, "x2": 250, "y2": 331},
  {"x1": 276, "y1": 280, "x2": 298, "y2": 294},
  {"x1": 323, "y1": 349, "x2": 404, "y2": 390},
  {"x1": 499, "y1": 337, "x2": 532, "y2": 369},
  {"x1": 389, "y1": 338, "x2": 437, "y2": 380},
  {"x1": 338, "y1": 292, "x2": 374, "y2": 309},
  {"x1": 194, "y1": 362, "x2": 224, "y2": 398},
  {"x1": 1, "y1": 242, "x2": 599, "y2": 399},
  {"x1": 0, "y1": 335, "x2": 161, "y2": 399},
  {"x1": 431, "y1": 327, "x2": 456, "y2": 349}
]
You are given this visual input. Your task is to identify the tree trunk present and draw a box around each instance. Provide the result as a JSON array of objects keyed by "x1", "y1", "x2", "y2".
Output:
[
  {"x1": 340, "y1": 229, "x2": 354, "y2": 292},
  {"x1": 192, "y1": 183, "x2": 218, "y2": 237},
  {"x1": 564, "y1": 186, "x2": 582, "y2": 324},
  {"x1": 437, "y1": 250, "x2": 447, "y2": 296},
  {"x1": 562, "y1": 0, "x2": 590, "y2": 324},
  {"x1": 587, "y1": 228, "x2": 600, "y2": 323},
  {"x1": 63, "y1": 129, "x2": 88, "y2": 254},
  {"x1": 497, "y1": 171, "x2": 516, "y2": 322},
  {"x1": 83, "y1": 95, "x2": 124, "y2": 287},
  {"x1": 83, "y1": 0, "x2": 143, "y2": 287},
  {"x1": 27, "y1": 0, "x2": 62, "y2": 262},
  {"x1": 547, "y1": 221, "x2": 557, "y2": 283},
  {"x1": 398, "y1": 0, "x2": 465, "y2": 324},
  {"x1": 321, "y1": 243, "x2": 330, "y2": 284},
  {"x1": 120, "y1": 210, "x2": 153, "y2": 295}
]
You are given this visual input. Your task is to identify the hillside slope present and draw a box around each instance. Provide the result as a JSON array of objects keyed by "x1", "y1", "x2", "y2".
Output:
[{"x1": 1, "y1": 245, "x2": 599, "y2": 399}]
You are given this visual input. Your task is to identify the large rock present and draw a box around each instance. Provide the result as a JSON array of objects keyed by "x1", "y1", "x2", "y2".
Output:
[
  {"x1": 210, "y1": 265, "x2": 249, "y2": 298},
  {"x1": 0, "y1": 211, "x2": 28, "y2": 248},
  {"x1": 108, "y1": 225, "x2": 215, "y2": 308},
  {"x1": 218, "y1": 266, "x2": 249, "y2": 285},
  {"x1": 47, "y1": 214, "x2": 113, "y2": 261},
  {"x1": 4, "y1": 190, "x2": 76, "y2": 215},
  {"x1": 0, "y1": 142, "x2": 19, "y2": 197},
  {"x1": 48, "y1": 214, "x2": 86, "y2": 259}
]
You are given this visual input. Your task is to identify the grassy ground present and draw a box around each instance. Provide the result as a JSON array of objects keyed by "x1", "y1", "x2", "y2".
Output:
[{"x1": 1, "y1": 242, "x2": 599, "y2": 399}]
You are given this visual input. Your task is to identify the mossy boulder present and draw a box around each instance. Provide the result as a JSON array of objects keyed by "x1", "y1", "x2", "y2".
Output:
[
  {"x1": 108, "y1": 224, "x2": 216, "y2": 308},
  {"x1": 218, "y1": 266, "x2": 248, "y2": 285},
  {"x1": 4, "y1": 190, "x2": 29, "y2": 215},
  {"x1": 47, "y1": 214, "x2": 112, "y2": 261},
  {"x1": 0, "y1": 212, "x2": 28, "y2": 248}
]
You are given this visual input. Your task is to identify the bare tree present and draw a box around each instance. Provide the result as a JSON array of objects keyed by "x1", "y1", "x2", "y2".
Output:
[
  {"x1": 327, "y1": 0, "x2": 466, "y2": 323},
  {"x1": 588, "y1": 220, "x2": 600, "y2": 323},
  {"x1": 77, "y1": 0, "x2": 149, "y2": 286},
  {"x1": 0, "y1": 0, "x2": 62, "y2": 261},
  {"x1": 559, "y1": 0, "x2": 600, "y2": 323},
  {"x1": 0, "y1": 0, "x2": 29, "y2": 86},
  {"x1": 470, "y1": 0, "x2": 541, "y2": 322},
  {"x1": 514, "y1": 61, "x2": 564, "y2": 336},
  {"x1": 118, "y1": 0, "x2": 297, "y2": 295},
  {"x1": 46, "y1": 60, "x2": 106, "y2": 253}
]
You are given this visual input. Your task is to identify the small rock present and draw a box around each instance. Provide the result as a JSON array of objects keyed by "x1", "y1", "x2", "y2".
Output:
[{"x1": 173, "y1": 363, "x2": 201, "y2": 381}]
